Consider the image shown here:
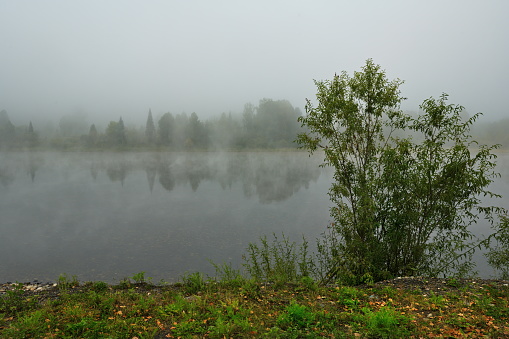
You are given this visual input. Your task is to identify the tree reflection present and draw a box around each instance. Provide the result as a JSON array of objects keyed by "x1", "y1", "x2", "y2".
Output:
[
  {"x1": 106, "y1": 161, "x2": 128, "y2": 186},
  {"x1": 95, "y1": 152, "x2": 322, "y2": 201},
  {"x1": 0, "y1": 166, "x2": 14, "y2": 187},
  {"x1": 145, "y1": 161, "x2": 157, "y2": 192},
  {"x1": 2, "y1": 152, "x2": 324, "y2": 203},
  {"x1": 26, "y1": 154, "x2": 43, "y2": 182},
  {"x1": 158, "y1": 161, "x2": 175, "y2": 192}
]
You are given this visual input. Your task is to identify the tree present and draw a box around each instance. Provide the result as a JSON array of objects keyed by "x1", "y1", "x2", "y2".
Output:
[
  {"x1": 106, "y1": 117, "x2": 126, "y2": 146},
  {"x1": 0, "y1": 109, "x2": 16, "y2": 147},
  {"x1": 158, "y1": 112, "x2": 175, "y2": 146},
  {"x1": 257, "y1": 99, "x2": 301, "y2": 147},
  {"x1": 58, "y1": 113, "x2": 88, "y2": 137},
  {"x1": 88, "y1": 124, "x2": 98, "y2": 146},
  {"x1": 26, "y1": 121, "x2": 38, "y2": 147},
  {"x1": 117, "y1": 117, "x2": 126, "y2": 145},
  {"x1": 298, "y1": 59, "x2": 503, "y2": 282},
  {"x1": 186, "y1": 112, "x2": 208, "y2": 148},
  {"x1": 145, "y1": 109, "x2": 156, "y2": 144}
]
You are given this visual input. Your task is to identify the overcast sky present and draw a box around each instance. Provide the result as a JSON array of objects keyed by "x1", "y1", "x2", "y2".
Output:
[{"x1": 1, "y1": 0, "x2": 508, "y2": 127}]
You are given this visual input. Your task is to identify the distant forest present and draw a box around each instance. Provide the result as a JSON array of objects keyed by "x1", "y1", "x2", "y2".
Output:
[
  {"x1": 0, "y1": 99, "x2": 303, "y2": 151},
  {"x1": 0, "y1": 99, "x2": 508, "y2": 150}
]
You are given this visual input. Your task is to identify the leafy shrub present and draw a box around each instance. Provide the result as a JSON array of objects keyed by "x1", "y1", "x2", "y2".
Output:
[{"x1": 298, "y1": 59, "x2": 505, "y2": 282}]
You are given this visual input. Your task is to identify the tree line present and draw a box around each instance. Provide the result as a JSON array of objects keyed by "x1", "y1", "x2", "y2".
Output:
[{"x1": 0, "y1": 98, "x2": 304, "y2": 151}]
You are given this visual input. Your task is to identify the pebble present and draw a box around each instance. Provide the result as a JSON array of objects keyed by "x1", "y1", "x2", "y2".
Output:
[{"x1": 0, "y1": 281, "x2": 58, "y2": 295}]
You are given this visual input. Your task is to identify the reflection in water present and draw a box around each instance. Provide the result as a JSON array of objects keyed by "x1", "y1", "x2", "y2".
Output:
[
  {"x1": 90, "y1": 164, "x2": 98, "y2": 180},
  {"x1": 145, "y1": 164, "x2": 157, "y2": 192},
  {"x1": 4, "y1": 151, "x2": 507, "y2": 282},
  {"x1": 0, "y1": 166, "x2": 14, "y2": 187},
  {"x1": 0, "y1": 152, "x2": 44, "y2": 185},
  {"x1": 158, "y1": 160, "x2": 175, "y2": 192},
  {"x1": 0, "y1": 152, "x2": 322, "y2": 203},
  {"x1": 106, "y1": 161, "x2": 129, "y2": 186},
  {"x1": 0, "y1": 151, "x2": 330, "y2": 283}
]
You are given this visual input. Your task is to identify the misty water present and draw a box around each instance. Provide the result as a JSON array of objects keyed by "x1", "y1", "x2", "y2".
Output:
[{"x1": 1, "y1": 151, "x2": 508, "y2": 283}]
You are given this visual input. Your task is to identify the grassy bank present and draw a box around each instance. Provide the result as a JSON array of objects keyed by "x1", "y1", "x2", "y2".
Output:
[{"x1": 1, "y1": 275, "x2": 508, "y2": 338}]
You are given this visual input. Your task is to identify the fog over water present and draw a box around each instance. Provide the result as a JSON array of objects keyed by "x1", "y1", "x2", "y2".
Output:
[
  {"x1": 1, "y1": 0, "x2": 508, "y2": 127},
  {"x1": 0, "y1": 152, "x2": 332, "y2": 283}
]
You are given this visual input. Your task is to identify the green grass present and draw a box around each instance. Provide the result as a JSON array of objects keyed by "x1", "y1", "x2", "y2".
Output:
[{"x1": 1, "y1": 278, "x2": 509, "y2": 338}]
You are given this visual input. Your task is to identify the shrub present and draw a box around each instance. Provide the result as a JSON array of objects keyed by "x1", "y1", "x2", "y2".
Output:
[{"x1": 298, "y1": 59, "x2": 504, "y2": 282}]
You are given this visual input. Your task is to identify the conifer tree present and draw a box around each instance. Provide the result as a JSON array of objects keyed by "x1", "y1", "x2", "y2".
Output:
[{"x1": 145, "y1": 109, "x2": 156, "y2": 143}]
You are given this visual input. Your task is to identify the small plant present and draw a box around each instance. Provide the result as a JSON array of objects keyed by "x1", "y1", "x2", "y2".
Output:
[
  {"x1": 0, "y1": 283, "x2": 38, "y2": 316},
  {"x1": 91, "y1": 281, "x2": 109, "y2": 293},
  {"x1": 207, "y1": 298, "x2": 253, "y2": 337},
  {"x1": 181, "y1": 272, "x2": 206, "y2": 294},
  {"x1": 276, "y1": 301, "x2": 316, "y2": 330},
  {"x1": 300, "y1": 276, "x2": 318, "y2": 291},
  {"x1": 3, "y1": 309, "x2": 48, "y2": 338},
  {"x1": 336, "y1": 286, "x2": 364, "y2": 308},
  {"x1": 362, "y1": 306, "x2": 412, "y2": 338},
  {"x1": 239, "y1": 279, "x2": 262, "y2": 299},
  {"x1": 210, "y1": 261, "x2": 246, "y2": 287},
  {"x1": 158, "y1": 293, "x2": 192, "y2": 317},
  {"x1": 427, "y1": 291, "x2": 446, "y2": 309},
  {"x1": 377, "y1": 285, "x2": 398, "y2": 299},
  {"x1": 131, "y1": 271, "x2": 148, "y2": 284},
  {"x1": 57, "y1": 274, "x2": 79, "y2": 290},
  {"x1": 243, "y1": 233, "x2": 314, "y2": 284},
  {"x1": 116, "y1": 278, "x2": 131, "y2": 289},
  {"x1": 446, "y1": 277, "x2": 462, "y2": 288}
]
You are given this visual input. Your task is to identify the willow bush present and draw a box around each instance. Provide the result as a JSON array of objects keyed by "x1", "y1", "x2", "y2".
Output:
[{"x1": 297, "y1": 59, "x2": 505, "y2": 283}]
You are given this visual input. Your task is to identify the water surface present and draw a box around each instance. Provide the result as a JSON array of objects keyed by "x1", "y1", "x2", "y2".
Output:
[
  {"x1": 0, "y1": 151, "x2": 332, "y2": 283},
  {"x1": 1, "y1": 151, "x2": 508, "y2": 283}
]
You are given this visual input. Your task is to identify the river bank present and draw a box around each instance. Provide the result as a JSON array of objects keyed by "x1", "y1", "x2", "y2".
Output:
[{"x1": 1, "y1": 276, "x2": 509, "y2": 337}]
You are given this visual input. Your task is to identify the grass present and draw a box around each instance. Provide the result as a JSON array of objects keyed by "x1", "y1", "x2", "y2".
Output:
[{"x1": 1, "y1": 276, "x2": 509, "y2": 338}]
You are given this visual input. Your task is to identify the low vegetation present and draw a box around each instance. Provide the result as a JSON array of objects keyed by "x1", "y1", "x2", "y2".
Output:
[{"x1": 1, "y1": 273, "x2": 509, "y2": 338}]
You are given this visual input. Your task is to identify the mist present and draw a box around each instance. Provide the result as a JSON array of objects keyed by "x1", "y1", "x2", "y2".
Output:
[
  {"x1": 1, "y1": 0, "x2": 508, "y2": 127},
  {"x1": 1, "y1": 0, "x2": 509, "y2": 283}
]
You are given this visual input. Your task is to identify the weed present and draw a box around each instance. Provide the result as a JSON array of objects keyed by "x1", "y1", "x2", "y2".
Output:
[
  {"x1": 158, "y1": 294, "x2": 188, "y2": 317},
  {"x1": 57, "y1": 273, "x2": 79, "y2": 290},
  {"x1": 210, "y1": 261, "x2": 246, "y2": 287},
  {"x1": 3, "y1": 309, "x2": 48, "y2": 338},
  {"x1": 181, "y1": 272, "x2": 206, "y2": 294},
  {"x1": 239, "y1": 279, "x2": 262, "y2": 299},
  {"x1": 277, "y1": 301, "x2": 316, "y2": 330},
  {"x1": 114, "y1": 278, "x2": 131, "y2": 290},
  {"x1": 65, "y1": 317, "x2": 107, "y2": 338},
  {"x1": 131, "y1": 271, "x2": 152, "y2": 284},
  {"x1": 362, "y1": 306, "x2": 412, "y2": 338},
  {"x1": 91, "y1": 281, "x2": 109, "y2": 293},
  {"x1": 207, "y1": 298, "x2": 253, "y2": 337},
  {"x1": 427, "y1": 291, "x2": 446, "y2": 310},
  {"x1": 446, "y1": 277, "x2": 461, "y2": 288},
  {"x1": 300, "y1": 276, "x2": 318, "y2": 291},
  {"x1": 0, "y1": 283, "x2": 38, "y2": 316},
  {"x1": 243, "y1": 233, "x2": 314, "y2": 284}
]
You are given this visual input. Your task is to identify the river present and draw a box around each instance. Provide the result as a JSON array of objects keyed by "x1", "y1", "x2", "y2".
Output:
[{"x1": 1, "y1": 151, "x2": 508, "y2": 283}]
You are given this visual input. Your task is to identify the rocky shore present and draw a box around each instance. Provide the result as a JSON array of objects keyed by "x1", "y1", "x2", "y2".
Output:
[{"x1": 0, "y1": 281, "x2": 57, "y2": 294}]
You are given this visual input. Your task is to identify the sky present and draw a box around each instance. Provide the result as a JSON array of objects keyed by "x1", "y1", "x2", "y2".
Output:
[{"x1": 1, "y1": 0, "x2": 508, "y2": 128}]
